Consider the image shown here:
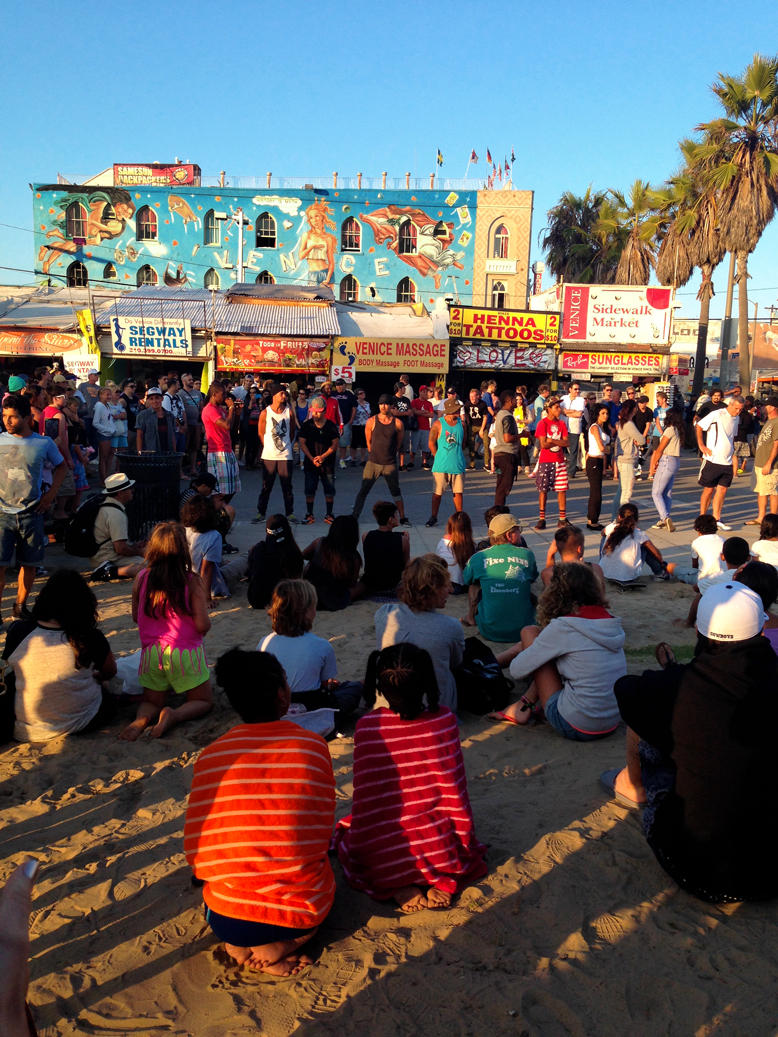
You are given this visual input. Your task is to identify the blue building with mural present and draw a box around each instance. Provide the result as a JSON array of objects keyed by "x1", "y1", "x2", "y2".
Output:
[{"x1": 32, "y1": 175, "x2": 478, "y2": 308}]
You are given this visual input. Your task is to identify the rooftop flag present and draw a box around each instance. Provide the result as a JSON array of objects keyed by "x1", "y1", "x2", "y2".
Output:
[
  {"x1": 470, "y1": 149, "x2": 478, "y2": 163},
  {"x1": 486, "y1": 148, "x2": 492, "y2": 165},
  {"x1": 437, "y1": 149, "x2": 443, "y2": 167}
]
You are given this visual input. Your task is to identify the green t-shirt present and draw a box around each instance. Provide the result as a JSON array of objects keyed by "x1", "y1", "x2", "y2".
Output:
[{"x1": 463, "y1": 543, "x2": 538, "y2": 643}]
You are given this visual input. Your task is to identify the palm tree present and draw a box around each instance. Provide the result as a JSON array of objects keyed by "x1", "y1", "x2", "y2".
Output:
[
  {"x1": 599, "y1": 180, "x2": 662, "y2": 285},
  {"x1": 696, "y1": 53, "x2": 778, "y2": 387},
  {"x1": 539, "y1": 187, "x2": 621, "y2": 283}
]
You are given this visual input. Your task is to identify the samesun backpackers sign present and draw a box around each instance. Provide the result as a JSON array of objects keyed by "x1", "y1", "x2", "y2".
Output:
[{"x1": 561, "y1": 285, "x2": 673, "y2": 346}]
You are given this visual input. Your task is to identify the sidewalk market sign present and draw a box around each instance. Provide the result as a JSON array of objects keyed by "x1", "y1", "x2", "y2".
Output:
[
  {"x1": 333, "y1": 336, "x2": 449, "y2": 373},
  {"x1": 108, "y1": 315, "x2": 194, "y2": 356},
  {"x1": 449, "y1": 305, "x2": 559, "y2": 344},
  {"x1": 561, "y1": 285, "x2": 673, "y2": 346},
  {"x1": 452, "y1": 344, "x2": 554, "y2": 371},
  {"x1": 560, "y1": 352, "x2": 663, "y2": 376},
  {"x1": 216, "y1": 337, "x2": 330, "y2": 372}
]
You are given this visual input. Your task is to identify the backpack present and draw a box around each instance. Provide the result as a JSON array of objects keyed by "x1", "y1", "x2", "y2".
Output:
[
  {"x1": 63, "y1": 496, "x2": 124, "y2": 558},
  {"x1": 454, "y1": 637, "x2": 513, "y2": 715}
]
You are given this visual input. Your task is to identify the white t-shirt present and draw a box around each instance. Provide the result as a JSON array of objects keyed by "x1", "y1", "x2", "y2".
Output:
[
  {"x1": 600, "y1": 523, "x2": 650, "y2": 581},
  {"x1": 432, "y1": 398, "x2": 446, "y2": 417},
  {"x1": 697, "y1": 408, "x2": 740, "y2": 466},
  {"x1": 257, "y1": 630, "x2": 337, "y2": 695},
  {"x1": 691, "y1": 533, "x2": 725, "y2": 592},
  {"x1": 751, "y1": 538, "x2": 778, "y2": 573},
  {"x1": 560, "y1": 394, "x2": 586, "y2": 435},
  {"x1": 435, "y1": 535, "x2": 464, "y2": 586}
]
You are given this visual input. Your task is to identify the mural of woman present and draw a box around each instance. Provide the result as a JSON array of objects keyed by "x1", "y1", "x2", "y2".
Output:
[
  {"x1": 37, "y1": 188, "x2": 136, "y2": 275},
  {"x1": 299, "y1": 198, "x2": 336, "y2": 287}
]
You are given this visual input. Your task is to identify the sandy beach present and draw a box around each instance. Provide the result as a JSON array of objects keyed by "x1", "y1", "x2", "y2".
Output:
[{"x1": 2, "y1": 458, "x2": 776, "y2": 1037}]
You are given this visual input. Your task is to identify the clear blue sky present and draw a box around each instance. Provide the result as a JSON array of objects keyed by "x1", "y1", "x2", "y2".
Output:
[{"x1": 2, "y1": 0, "x2": 778, "y2": 319}]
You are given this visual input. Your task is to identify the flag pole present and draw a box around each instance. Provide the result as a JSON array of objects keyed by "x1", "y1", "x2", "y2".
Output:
[{"x1": 463, "y1": 158, "x2": 471, "y2": 180}]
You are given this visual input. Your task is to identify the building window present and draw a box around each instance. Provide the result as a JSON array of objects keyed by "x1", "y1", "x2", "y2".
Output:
[
  {"x1": 341, "y1": 217, "x2": 361, "y2": 252},
  {"x1": 340, "y1": 275, "x2": 359, "y2": 302},
  {"x1": 204, "y1": 268, "x2": 220, "y2": 289},
  {"x1": 204, "y1": 209, "x2": 220, "y2": 246},
  {"x1": 491, "y1": 281, "x2": 507, "y2": 309},
  {"x1": 398, "y1": 219, "x2": 417, "y2": 255},
  {"x1": 397, "y1": 276, "x2": 416, "y2": 303},
  {"x1": 65, "y1": 202, "x2": 86, "y2": 239},
  {"x1": 493, "y1": 224, "x2": 509, "y2": 259},
  {"x1": 137, "y1": 265, "x2": 158, "y2": 287},
  {"x1": 103, "y1": 262, "x2": 117, "y2": 280},
  {"x1": 137, "y1": 205, "x2": 158, "y2": 241},
  {"x1": 102, "y1": 203, "x2": 116, "y2": 225},
  {"x1": 255, "y1": 270, "x2": 275, "y2": 284},
  {"x1": 256, "y1": 212, "x2": 276, "y2": 248},
  {"x1": 67, "y1": 261, "x2": 88, "y2": 287}
]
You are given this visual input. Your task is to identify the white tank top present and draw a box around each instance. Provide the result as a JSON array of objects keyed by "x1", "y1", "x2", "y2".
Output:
[
  {"x1": 588, "y1": 425, "x2": 610, "y2": 458},
  {"x1": 262, "y1": 405, "x2": 293, "y2": 461}
]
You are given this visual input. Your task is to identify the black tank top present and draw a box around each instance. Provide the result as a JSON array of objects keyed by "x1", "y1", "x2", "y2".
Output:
[
  {"x1": 370, "y1": 417, "x2": 397, "y2": 466},
  {"x1": 363, "y1": 529, "x2": 404, "y2": 591}
]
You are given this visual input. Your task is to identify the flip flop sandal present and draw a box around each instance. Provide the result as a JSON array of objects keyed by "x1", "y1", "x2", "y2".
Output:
[
  {"x1": 488, "y1": 696, "x2": 537, "y2": 726},
  {"x1": 599, "y1": 767, "x2": 645, "y2": 809},
  {"x1": 655, "y1": 642, "x2": 676, "y2": 668},
  {"x1": 744, "y1": 519, "x2": 761, "y2": 525}
]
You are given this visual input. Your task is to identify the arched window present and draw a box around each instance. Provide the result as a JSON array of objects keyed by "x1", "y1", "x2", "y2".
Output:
[
  {"x1": 67, "y1": 261, "x2": 88, "y2": 287},
  {"x1": 341, "y1": 217, "x2": 361, "y2": 252},
  {"x1": 397, "y1": 277, "x2": 416, "y2": 303},
  {"x1": 137, "y1": 265, "x2": 158, "y2": 287},
  {"x1": 398, "y1": 219, "x2": 417, "y2": 255},
  {"x1": 204, "y1": 268, "x2": 220, "y2": 289},
  {"x1": 491, "y1": 281, "x2": 507, "y2": 309},
  {"x1": 493, "y1": 224, "x2": 509, "y2": 259},
  {"x1": 65, "y1": 201, "x2": 86, "y2": 239},
  {"x1": 137, "y1": 205, "x2": 158, "y2": 241},
  {"x1": 102, "y1": 203, "x2": 116, "y2": 224},
  {"x1": 204, "y1": 209, "x2": 220, "y2": 247},
  {"x1": 103, "y1": 262, "x2": 117, "y2": 280},
  {"x1": 255, "y1": 270, "x2": 275, "y2": 284},
  {"x1": 255, "y1": 212, "x2": 276, "y2": 248},
  {"x1": 340, "y1": 275, "x2": 359, "y2": 302}
]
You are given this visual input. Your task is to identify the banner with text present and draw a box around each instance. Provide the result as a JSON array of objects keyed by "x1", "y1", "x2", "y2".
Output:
[
  {"x1": 452, "y1": 344, "x2": 554, "y2": 371},
  {"x1": 449, "y1": 305, "x2": 559, "y2": 344},
  {"x1": 561, "y1": 352, "x2": 663, "y2": 376},
  {"x1": 216, "y1": 337, "x2": 330, "y2": 372},
  {"x1": 561, "y1": 285, "x2": 673, "y2": 346},
  {"x1": 333, "y1": 337, "x2": 449, "y2": 373},
  {"x1": 0, "y1": 329, "x2": 84, "y2": 355},
  {"x1": 109, "y1": 315, "x2": 194, "y2": 357}
]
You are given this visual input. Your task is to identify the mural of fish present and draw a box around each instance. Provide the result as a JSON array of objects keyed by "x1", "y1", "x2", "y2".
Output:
[{"x1": 168, "y1": 195, "x2": 200, "y2": 231}]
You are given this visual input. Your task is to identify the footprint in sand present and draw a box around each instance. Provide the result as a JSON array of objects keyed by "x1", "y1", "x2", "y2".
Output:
[
  {"x1": 521, "y1": 989, "x2": 586, "y2": 1037},
  {"x1": 111, "y1": 875, "x2": 144, "y2": 901}
]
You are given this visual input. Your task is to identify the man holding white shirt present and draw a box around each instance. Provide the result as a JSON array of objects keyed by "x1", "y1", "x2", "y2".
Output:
[
  {"x1": 560, "y1": 382, "x2": 585, "y2": 480},
  {"x1": 696, "y1": 395, "x2": 745, "y2": 530}
]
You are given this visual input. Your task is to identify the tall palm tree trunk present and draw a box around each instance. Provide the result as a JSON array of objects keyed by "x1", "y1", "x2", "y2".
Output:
[
  {"x1": 692, "y1": 267, "x2": 714, "y2": 398},
  {"x1": 737, "y1": 250, "x2": 751, "y2": 389}
]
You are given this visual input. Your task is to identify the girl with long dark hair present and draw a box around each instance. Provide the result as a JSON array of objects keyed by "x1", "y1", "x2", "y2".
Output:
[
  {"x1": 302, "y1": 514, "x2": 364, "y2": 610},
  {"x1": 649, "y1": 407, "x2": 684, "y2": 531},
  {"x1": 600, "y1": 503, "x2": 669, "y2": 583},
  {"x1": 247, "y1": 514, "x2": 305, "y2": 609},
  {"x1": 585, "y1": 404, "x2": 611, "y2": 531},
  {"x1": 435, "y1": 510, "x2": 477, "y2": 591},
  {"x1": 611, "y1": 399, "x2": 646, "y2": 520}
]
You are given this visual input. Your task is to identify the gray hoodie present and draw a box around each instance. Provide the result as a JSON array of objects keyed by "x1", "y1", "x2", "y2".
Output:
[
  {"x1": 615, "y1": 420, "x2": 646, "y2": 463},
  {"x1": 509, "y1": 614, "x2": 626, "y2": 733}
]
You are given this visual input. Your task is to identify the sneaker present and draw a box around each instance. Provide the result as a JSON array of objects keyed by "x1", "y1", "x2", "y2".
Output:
[
  {"x1": 717, "y1": 520, "x2": 732, "y2": 531},
  {"x1": 324, "y1": 514, "x2": 334, "y2": 524},
  {"x1": 557, "y1": 518, "x2": 572, "y2": 527},
  {"x1": 251, "y1": 513, "x2": 266, "y2": 524},
  {"x1": 36, "y1": 566, "x2": 48, "y2": 577},
  {"x1": 406, "y1": 463, "x2": 415, "y2": 470},
  {"x1": 422, "y1": 462, "x2": 430, "y2": 471},
  {"x1": 302, "y1": 514, "x2": 315, "y2": 525},
  {"x1": 286, "y1": 514, "x2": 300, "y2": 524},
  {"x1": 653, "y1": 571, "x2": 672, "y2": 582},
  {"x1": 221, "y1": 542, "x2": 239, "y2": 553},
  {"x1": 425, "y1": 516, "x2": 438, "y2": 527},
  {"x1": 648, "y1": 474, "x2": 654, "y2": 481},
  {"x1": 534, "y1": 519, "x2": 547, "y2": 531},
  {"x1": 12, "y1": 603, "x2": 33, "y2": 620},
  {"x1": 468, "y1": 462, "x2": 476, "y2": 470},
  {"x1": 586, "y1": 523, "x2": 604, "y2": 531},
  {"x1": 399, "y1": 517, "x2": 412, "y2": 527},
  {"x1": 238, "y1": 460, "x2": 246, "y2": 467},
  {"x1": 665, "y1": 518, "x2": 676, "y2": 533},
  {"x1": 339, "y1": 460, "x2": 347, "y2": 469},
  {"x1": 89, "y1": 561, "x2": 118, "y2": 583},
  {"x1": 399, "y1": 465, "x2": 406, "y2": 472}
]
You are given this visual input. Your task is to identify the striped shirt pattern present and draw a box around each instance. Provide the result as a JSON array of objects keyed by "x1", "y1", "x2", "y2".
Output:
[
  {"x1": 184, "y1": 720, "x2": 336, "y2": 928},
  {"x1": 335, "y1": 707, "x2": 487, "y2": 897}
]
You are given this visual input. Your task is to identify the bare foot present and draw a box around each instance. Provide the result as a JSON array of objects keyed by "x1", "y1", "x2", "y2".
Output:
[
  {"x1": 248, "y1": 952, "x2": 313, "y2": 976},
  {"x1": 118, "y1": 715, "x2": 152, "y2": 741},
  {"x1": 149, "y1": 706, "x2": 177, "y2": 739},
  {"x1": 614, "y1": 766, "x2": 647, "y2": 806},
  {"x1": 460, "y1": 616, "x2": 477, "y2": 627},
  {"x1": 672, "y1": 618, "x2": 691, "y2": 629},
  {"x1": 394, "y1": 886, "x2": 428, "y2": 912},
  {"x1": 426, "y1": 887, "x2": 452, "y2": 908},
  {"x1": 224, "y1": 943, "x2": 253, "y2": 965}
]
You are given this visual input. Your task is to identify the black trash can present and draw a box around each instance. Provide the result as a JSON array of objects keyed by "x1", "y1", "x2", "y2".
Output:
[{"x1": 116, "y1": 453, "x2": 185, "y2": 541}]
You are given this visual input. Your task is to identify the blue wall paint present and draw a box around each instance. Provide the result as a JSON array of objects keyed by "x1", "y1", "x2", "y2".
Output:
[{"x1": 33, "y1": 184, "x2": 477, "y2": 305}]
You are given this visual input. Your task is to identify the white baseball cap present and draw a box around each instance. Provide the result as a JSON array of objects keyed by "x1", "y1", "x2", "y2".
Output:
[{"x1": 696, "y1": 582, "x2": 768, "y2": 642}]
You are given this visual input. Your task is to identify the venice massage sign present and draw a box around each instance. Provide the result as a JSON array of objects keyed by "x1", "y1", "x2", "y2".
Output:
[
  {"x1": 561, "y1": 285, "x2": 673, "y2": 345},
  {"x1": 449, "y1": 306, "x2": 560, "y2": 344},
  {"x1": 333, "y1": 337, "x2": 449, "y2": 373}
]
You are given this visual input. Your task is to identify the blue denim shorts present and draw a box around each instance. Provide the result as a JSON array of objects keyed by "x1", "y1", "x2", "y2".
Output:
[
  {"x1": 544, "y1": 690, "x2": 614, "y2": 742},
  {"x1": 0, "y1": 508, "x2": 46, "y2": 567},
  {"x1": 304, "y1": 466, "x2": 336, "y2": 497}
]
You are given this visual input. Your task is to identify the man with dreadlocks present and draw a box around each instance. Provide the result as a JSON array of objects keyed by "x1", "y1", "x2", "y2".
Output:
[{"x1": 253, "y1": 384, "x2": 299, "y2": 525}]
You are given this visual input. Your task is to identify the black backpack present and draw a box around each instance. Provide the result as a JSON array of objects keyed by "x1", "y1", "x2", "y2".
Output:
[
  {"x1": 454, "y1": 637, "x2": 513, "y2": 715},
  {"x1": 63, "y1": 496, "x2": 124, "y2": 558}
]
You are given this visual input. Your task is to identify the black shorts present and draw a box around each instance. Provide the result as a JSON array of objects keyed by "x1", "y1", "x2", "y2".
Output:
[{"x1": 698, "y1": 461, "x2": 733, "y2": 489}]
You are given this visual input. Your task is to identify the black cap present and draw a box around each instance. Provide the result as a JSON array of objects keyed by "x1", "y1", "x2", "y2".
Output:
[
  {"x1": 334, "y1": 378, "x2": 346, "y2": 386},
  {"x1": 378, "y1": 393, "x2": 394, "y2": 405},
  {"x1": 767, "y1": 396, "x2": 778, "y2": 408}
]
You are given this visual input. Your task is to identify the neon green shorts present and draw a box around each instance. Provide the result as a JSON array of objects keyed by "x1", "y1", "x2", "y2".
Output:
[{"x1": 138, "y1": 643, "x2": 210, "y2": 694}]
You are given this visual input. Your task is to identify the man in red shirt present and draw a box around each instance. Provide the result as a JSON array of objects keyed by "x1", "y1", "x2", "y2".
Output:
[
  {"x1": 319, "y1": 381, "x2": 343, "y2": 429},
  {"x1": 410, "y1": 384, "x2": 435, "y2": 470},
  {"x1": 534, "y1": 398, "x2": 570, "y2": 530}
]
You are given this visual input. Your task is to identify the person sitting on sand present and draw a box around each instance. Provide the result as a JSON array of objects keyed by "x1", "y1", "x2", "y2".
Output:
[
  {"x1": 5, "y1": 570, "x2": 118, "y2": 742},
  {"x1": 750, "y1": 513, "x2": 778, "y2": 573},
  {"x1": 491, "y1": 563, "x2": 626, "y2": 740},
  {"x1": 602, "y1": 581, "x2": 778, "y2": 903},
  {"x1": 462, "y1": 513, "x2": 538, "y2": 642},
  {"x1": 120, "y1": 522, "x2": 212, "y2": 740},
  {"x1": 246, "y1": 514, "x2": 304, "y2": 611},
  {"x1": 673, "y1": 533, "x2": 750, "y2": 629},
  {"x1": 258, "y1": 579, "x2": 363, "y2": 716},
  {"x1": 542, "y1": 525, "x2": 605, "y2": 593},
  {"x1": 375, "y1": 554, "x2": 464, "y2": 711},
  {"x1": 361, "y1": 500, "x2": 410, "y2": 596},
  {"x1": 599, "y1": 503, "x2": 671, "y2": 583},
  {"x1": 302, "y1": 515, "x2": 365, "y2": 611},
  {"x1": 181, "y1": 495, "x2": 249, "y2": 607},
  {"x1": 179, "y1": 471, "x2": 237, "y2": 553},
  {"x1": 334, "y1": 643, "x2": 487, "y2": 912},
  {"x1": 435, "y1": 511, "x2": 477, "y2": 593},
  {"x1": 184, "y1": 648, "x2": 335, "y2": 975}
]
